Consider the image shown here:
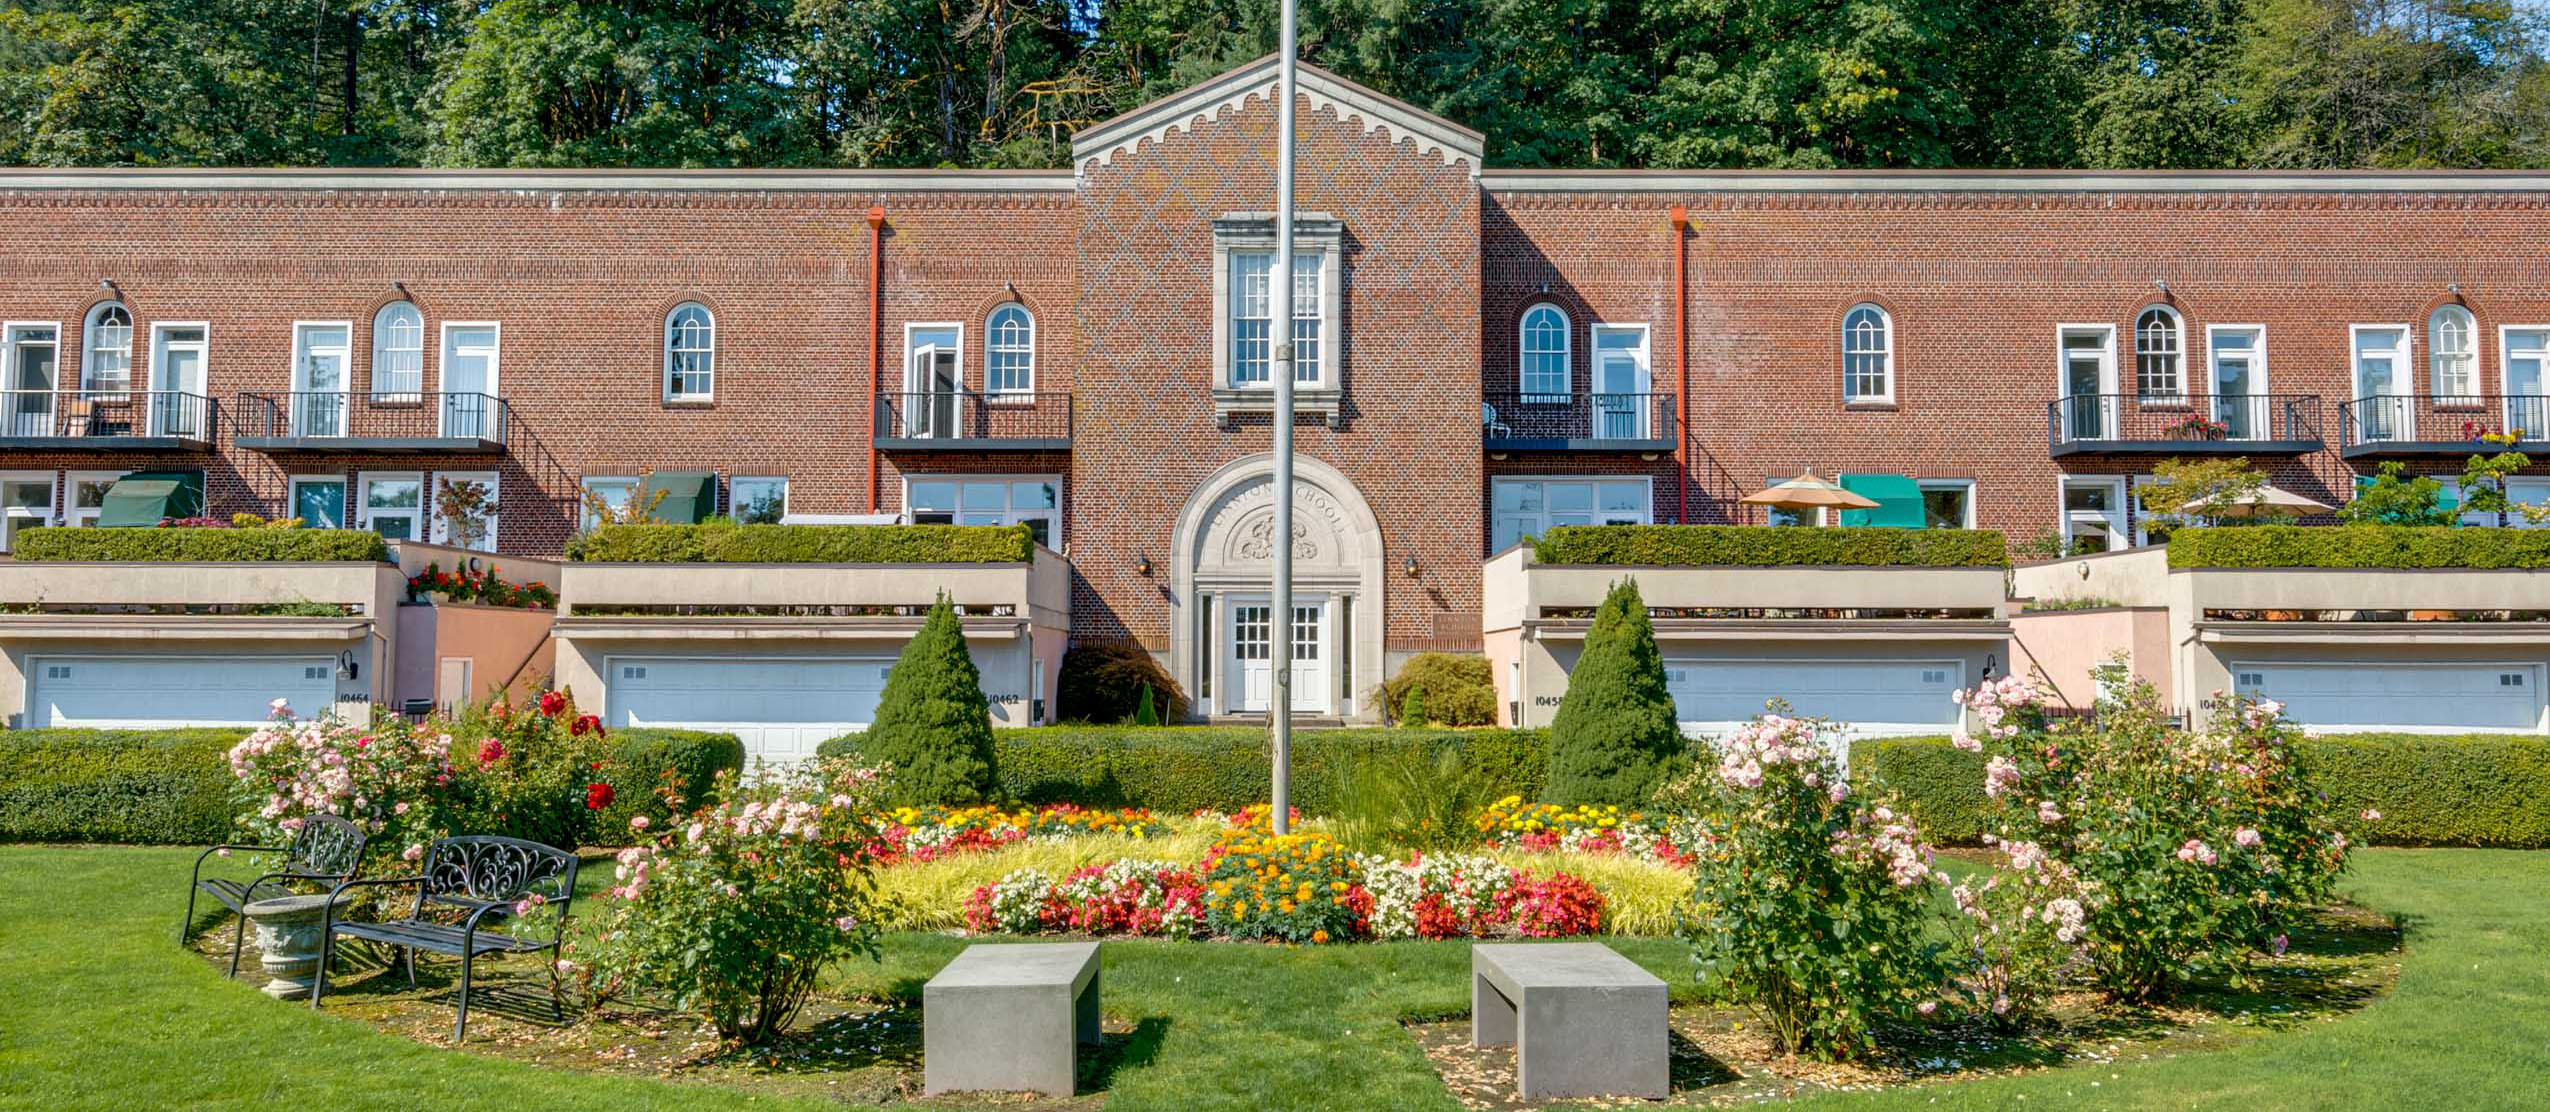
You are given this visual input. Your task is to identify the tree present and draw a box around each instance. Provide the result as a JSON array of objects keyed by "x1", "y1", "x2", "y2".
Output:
[
  {"x1": 2133, "y1": 456, "x2": 2272, "y2": 539},
  {"x1": 863, "y1": 594, "x2": 999, "y2": 805},
  {"x1": 2339, "y1": 461, "x2": 2456, "y2": 525},
  {"x1": 1545, "y1": 577, "x2": 1683, "y2": 806}
]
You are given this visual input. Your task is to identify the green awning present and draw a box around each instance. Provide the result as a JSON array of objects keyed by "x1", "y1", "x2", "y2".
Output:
[
  {"x1": 96, "y1": 471, "x2": 204, "y2": 528},
  {"x1": 2353, "y1": 475, "x2": 2459, "y2": 516},
  {"x1": 643, "y1": 471, "x2": 716, "y2": 524},
  {"x1": 1838, "y1": 473, "x2": 1927, "y2": 529}
]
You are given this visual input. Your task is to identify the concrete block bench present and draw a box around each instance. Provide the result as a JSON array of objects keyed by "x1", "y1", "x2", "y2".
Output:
[
  {"x1": 1472, "y1": 942, "x2": 1668, "y2": 1100},
  {"x1": 924, "y1": 941, "x2": 1102, "y2": 1096}
]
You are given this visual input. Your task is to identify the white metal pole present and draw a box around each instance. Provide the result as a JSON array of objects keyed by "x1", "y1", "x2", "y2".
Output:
[{"x1": 1269, "y1": 0, "x2": 1298, "y2": 835}]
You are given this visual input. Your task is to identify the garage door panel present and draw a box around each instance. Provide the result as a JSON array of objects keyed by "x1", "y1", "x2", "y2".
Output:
[
  {"x1": 1664, "y1": 658, "x2": 1962, "y2": 738},
  {"x1": 33, "y1": 655, "x2": 335, "y2": 728},
  {"x1": 2235, "y1": 661, "x2": 2542, "y2": 733},
  {"x1": 608, "y1": 656, "x2": 894, "y2": 767}
]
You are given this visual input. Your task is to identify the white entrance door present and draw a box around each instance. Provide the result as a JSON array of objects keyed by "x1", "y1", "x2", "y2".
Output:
[
  {"x1": 2354, "y1": 326, "x2": 2412, "y2": 442},
  {"x1": 2211, "y1": 327, "x2": 2266, "y2": 439},
  {"x1": 2060, "y1": 327, "x2": 2114, "y2": 440},
  {"x1": 2505, "y1": 329, "x2": 2550, "y2": 439},
  {"x1": 6, "y1": 324, "x2": 56, "y2": 438},
  {"x1": 151, "y1": 325, "x2": 207, "y2": 437},
  {"x1": 440, "y1": 324, "x2": 499, "y2": 438},
  {"x1": 1664, "y1": 658, "x2": 1964, "y2": 747},
  {"x1": 30, "y1": 654, "x2": 336, "y2": 727},
  {"x1": 291, "y1": 323, "x2": 350, "y2": 436},
  {"x1": 2234, "y1": 661, "x2": 2545, "y2": 734},
  {"x1": 1590, "y1": 325, "x2": 1649, "y2": 439},
  {"x1": 1225, "y1": 595, "x2": 1329, "y2": 714},
  {"x1": 606, "y1": 656, "x2": 895, "y2": 767}
]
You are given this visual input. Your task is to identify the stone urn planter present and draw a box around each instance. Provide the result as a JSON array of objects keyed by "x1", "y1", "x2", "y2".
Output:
[{"x1": 242, "y1": 892, "x2": 349, "y2": 1000}]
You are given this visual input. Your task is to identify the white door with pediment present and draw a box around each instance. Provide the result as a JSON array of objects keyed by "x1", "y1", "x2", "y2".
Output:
[
  {"x1": 1173, "y1": 454, "x2": 1386, "y2": 722},
  {"x1": 1224, "y1": 594, "x2": 1329, "y2": 714}
]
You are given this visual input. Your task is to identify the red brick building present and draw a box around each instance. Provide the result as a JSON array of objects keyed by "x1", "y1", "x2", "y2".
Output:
[{"x1": 5, "y1": 57, "x2": 2549, "y2": 724}]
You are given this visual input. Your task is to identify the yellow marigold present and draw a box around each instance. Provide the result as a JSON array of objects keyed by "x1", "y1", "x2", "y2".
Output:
[
  {"x1": 1312, "y1": 930, "x2": 1330, "y2": 943},
  {"x1": 1295, "y1": 885, "x2": 1313, "y2": 902},
  {"x1": 1330, "y1": 880, "x2": 1347, "y2": 893},
  {"x1": 1279, "y1": 899, "x2": 1295, "y2": 913}
]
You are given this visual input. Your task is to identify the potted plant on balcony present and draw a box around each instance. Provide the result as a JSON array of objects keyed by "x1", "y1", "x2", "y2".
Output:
[{"x1": 2162, "y1": 412, "x2": 2230, "y2": 441}]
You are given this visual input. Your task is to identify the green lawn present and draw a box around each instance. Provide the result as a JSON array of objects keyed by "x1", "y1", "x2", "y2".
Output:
[{"x1": 0, "y1": 847, "x2": 2544, "y2": 1111}]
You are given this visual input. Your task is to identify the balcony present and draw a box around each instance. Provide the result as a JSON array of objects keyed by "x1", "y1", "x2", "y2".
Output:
[
  {"x1": 1481, "y1": 392, "x2": 1677, "y2": 452},
  {"x1": 0, "y1": 390, "x2": 215, "y2": 450},
  {"x1": 873, "y1": 391, "x2": 1071, "y2": 451},
  {"x1": 2336, "y1": 395, "x2": 2550, "y2": 458},
  {"x1": 2046, "y1": 394, "x2": 2324, "y2": 457},
  {"x1": 234, "y1": 392, "x2": 509, "y2": 453}
]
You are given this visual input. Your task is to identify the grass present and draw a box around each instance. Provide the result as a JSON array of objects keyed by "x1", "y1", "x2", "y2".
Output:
[{"x1": 1, "y1": 847, "x2": 2545, "y2": 1110}]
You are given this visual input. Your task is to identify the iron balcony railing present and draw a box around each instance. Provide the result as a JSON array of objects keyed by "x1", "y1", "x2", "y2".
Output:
[
  {"x1": 234, "y1": 391, "x2": 510, "y2": 446},
  {"x1": 0, "y1": 389, "x2": 216, "y2": 443},
  {"x1": 873, "y1": 391, "x2": 1072, "y2": 448},
  {"x1": 1481, "y1": 391, "x2": 1677, "y2": 448},
  {"x1": 2337, "y1": 394, "x2": 2550, "y2": 450},
  {"x1": 2046, "y1": 393, "x2": 2323, "y2": 452}
]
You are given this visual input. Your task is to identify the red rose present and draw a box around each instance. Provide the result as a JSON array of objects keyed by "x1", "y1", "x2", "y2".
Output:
[
  {"x1": 537, "y1": 690, "x2": 568, "y2": 716},
  {"x1": 477, "y1": 738, "x2": 505, "y2": 764},
  {"x1": 570, "y1": 713, "x2": 601, "y2": 737},
  {"x1": 585, "y1": 782, "x2": 615, "y2": 810}
]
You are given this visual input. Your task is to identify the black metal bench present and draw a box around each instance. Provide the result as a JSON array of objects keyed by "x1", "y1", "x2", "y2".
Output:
[
  {"x1": 183, "y1": 813, "x2": 367, "y2": 977},
  {"x1": 313, "y1": 835, "x2": 579, "y2": 1043}
]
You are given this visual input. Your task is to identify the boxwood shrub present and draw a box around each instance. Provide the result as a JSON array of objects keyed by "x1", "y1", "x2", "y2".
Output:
[
  {"x1": 0, "y1": 728, "x2": 245, "y2": 844},
  {"x1": 1537, "y1": 524, "x2": 2008, "y2": 568},
  {"x1": 1854, "y1": 732, "x2": 2550, "y2": 848},
  {"x1": 12, "y1": 527, "x2": 390, "y2": 563},
  {"x1": 2169, "y1": 525, "x2": 2550, "y2": 569},
  {"x1": 592, "y1": 728, "x2": 746, "y2": 844},
  {"x1": 820, "y1": 726, "x2": 1551, "y2": 814},
  {"x1": 565, "y1": 523, "x2": 1033, "y2": 564}
]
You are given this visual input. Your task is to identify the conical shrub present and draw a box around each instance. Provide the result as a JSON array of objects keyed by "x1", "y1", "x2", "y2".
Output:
[
  {"x1": 863, "y1": 594, "x2": 999, "y2": 805},
  {"x1": 1544, "y1": 577, "x2": 1683, "y2": 805}
]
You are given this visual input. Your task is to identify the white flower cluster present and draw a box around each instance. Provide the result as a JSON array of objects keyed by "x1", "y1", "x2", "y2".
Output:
[
  {"x1": 1951, "y1": 674, "x2": 2044, "y2": 751},
  {"x1": 981, "y1": 869, "x2": 1055, "y2": 933},
  {"x1": 1715, "y1": 713, "x2": 1829, "y2": 790},
  {"x1": 1356, "y1": 853, "x2": 1516, "y2": 940}
]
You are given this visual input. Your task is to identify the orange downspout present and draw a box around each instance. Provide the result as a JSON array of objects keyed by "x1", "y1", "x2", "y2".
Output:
[
  {"x1": 1670, "y1": 204, "x2": 1691, "y2": 524},
  {"x1": 866, "y1": 205, "x2": 885, "y2": 514}
]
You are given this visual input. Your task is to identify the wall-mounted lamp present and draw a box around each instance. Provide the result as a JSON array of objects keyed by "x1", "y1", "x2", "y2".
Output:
[
  {"x1": 1982, "y1": 652, "x2": 1999, "y2": 680},
  {"x1": 98, "y1": 278, "x2": 118, "y2": 293},
  {"x1": 2450, "y1": 282, "x2": 2464, "y2": 296},
  {"x1": 1135, "y1": 554, "x2": 1153, "y2": 577},
  {"x1": 1402, "y1": 555, "x2": 1420, "y2": 579},
  {"x1": 392, "y1": 280, "x2": 410, "y2": 295},
  {"x1": 1537, "y1": 281, "x2": 1550, "y2": 295},
  {"x1": 2153, "y1": 278, "x2": 2169, "y2": 294},
  {"x1": 1002, "y1": 280, "x2": 1017, "y2": 297},
  {"x1": 336, "y1": 649, "x2": 361, "y2": 682}
]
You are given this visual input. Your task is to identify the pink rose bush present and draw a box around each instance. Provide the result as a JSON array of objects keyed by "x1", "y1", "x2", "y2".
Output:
[{"x1": 224, "y1": 707, "x2": 452, "y2": 867}]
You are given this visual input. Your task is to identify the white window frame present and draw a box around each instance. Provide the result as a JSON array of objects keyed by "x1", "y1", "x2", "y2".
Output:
[
  {"x1": 580, "y1": 475, "x2": 638, "y2": 530},
  {"x1": 1916, "y1": 478, "x2": 1977, "y2": 529},
  {"x1": 902, "y1": 473, "x2": 1063, "y2": 549},
  {"x1": 2505, "y1": 477, "x2": 2550, "y2": 528},
  {"x1": 289, "y1": 320, "x2": 354, "y2": 440},
  {"x1": 1211, "y1": 214, "x2": 1342, "y2": 391},
  {"x1": 902, "y1": 320, "x2": 966, "y2": 392},
  {"x1": 2430, "y1": 304, "x2": 2479, "y2": 398},
  {"x1": 65, "y1": 470, "x2": 126, "y2": 528},
  {"x1": 287, "y1": 474, "x2": 348, "y2": 530},
  {"x1": 1842, "y1": 303, "x2": 1894, "y2": 404},
  {"x1": 2056, "y1": 323, "x2": 2119, "y2": 441},
  {"x1": 427, "y1": 470, "x2": 500, "y2": 552},
  {"x1": 1490, "y1": 476, "x2": 1653, "y2": 551},
  {"x1": 2133, "y1": 305, "x2": 2185, "y2": 401},
  {"x1": 663, "y1": 302, "x2": 714, "y2": 402},
  {"x1": 728, "y1": 475, "x2": 789, "y2": 524},
  {"x1": 2498, "y1": 325, "x2": 2550, "y2": 439},
  {"x1": 1589, "y1": 323, "x2": 1653, "y2": 438},
  {"x1": 0, "y1": 469, "x2": 57, "y2": 552},
  {"x1": 3, "y1": 323, "x2": 62, "y2": 434},
  {"x1": 144, "y1": 322, "x2": 209, "y2": 438},
  {"x1": 1519, "y1": 304, "x2": 1571, "y2": 403},
  {"x1": 81, "y1": 303, "x2": 132, "y2": 396},
  {"x1": 371, "y1": 301, "x2": 424, "y2": 400},
  {"x1": 435, "y1": 321, "x2": 503, "y2": 440},
  {"x1": 2352, "y1": 323, "x2": 2413, "y2": 398},
  {"x1": 357, "y1": 471, "x2": 426, "y2": 541},
  {"x1": 2060, "y1": 475, "x2": 2128, "y2": 554},
  {"x1": 2205, "y1": 323, "x2": 2270, "y2": 438},
  {"x1": 984, "y1": 304, "x2": 1034, "y2": 397}
]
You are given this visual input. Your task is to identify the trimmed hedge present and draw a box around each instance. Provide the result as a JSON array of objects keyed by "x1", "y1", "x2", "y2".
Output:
[
  {"x1": 1537, "y1": 524, "x2": 2008, "y2": 568},
  {"x1": 0, "y1": 728, "x2": 244, "y2": 844},
  {"x1": 820, "y1": 726, "x2": 1552, "y2": 814},
  {"x1": 12, "y1": 527, "x2": 390, "y2": 563},
  {"x1": 592, "y1": 728, "x2": 746, "y2": 844},
  {"x1": 2169, "y1": 525, "x2": 2550, "y2": 569},
  {"x1": 1853, "y1": 733, "x2": 2550, "y2": 848},
  {"x1": 564, "y1": 523, "x2": 1034, "y2": 564}
]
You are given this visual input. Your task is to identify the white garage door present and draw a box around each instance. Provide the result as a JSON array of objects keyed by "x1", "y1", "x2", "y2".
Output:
[
  {"x1": 606, "y1": 656, "x2": 895, "y2": 767},
  {"x1": 30, "y1": 654, "x2": 335, "y2": 728},
  {"x1": 2234, "y1": 661, "x2": 2545, "y2": 734},
  {"x1": 1666, "y1": 658, "x2": 1964, "y2": 743}
]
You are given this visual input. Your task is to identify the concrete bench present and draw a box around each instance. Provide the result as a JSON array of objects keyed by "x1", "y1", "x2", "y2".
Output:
[
  {"x1": 923, "y1": 941, "x2": 1102, "y2": 1096},
  {"x1": 1472, "y1": 942, "x2": 1668, "y2": 1100}
]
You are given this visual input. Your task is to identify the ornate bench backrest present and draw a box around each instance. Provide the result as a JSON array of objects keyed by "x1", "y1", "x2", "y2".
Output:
[
  {"x1": 289, "y1": 814, "x2": 369, "y2": 879},
  {"x1": 420, "y1": 836, "x2": 578, "y2": 914}
]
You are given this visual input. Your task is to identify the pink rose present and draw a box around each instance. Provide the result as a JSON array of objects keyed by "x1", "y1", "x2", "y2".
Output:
[{"x1": 2234, "y1": 827, "x2": 2262, "y2": 847}]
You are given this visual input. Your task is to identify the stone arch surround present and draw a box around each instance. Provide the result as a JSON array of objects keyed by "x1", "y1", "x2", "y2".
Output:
[{"x1": 1169, "y1": 453, "x2": 1386, "y2": 719}]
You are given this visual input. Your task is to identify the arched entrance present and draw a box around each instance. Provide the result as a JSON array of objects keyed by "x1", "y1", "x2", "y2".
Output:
[{"x1": 1171, "y1": 454, "x2": 1385, "y2": 719}]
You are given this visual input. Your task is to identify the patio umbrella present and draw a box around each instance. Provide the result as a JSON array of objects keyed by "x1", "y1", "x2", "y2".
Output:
[
  {"x1": 1739, "y1": 468, "x2": 1881, "y2": 516},
  {"x1": 2179, "y1": 485, "x2": 2335, "y2": 518}
]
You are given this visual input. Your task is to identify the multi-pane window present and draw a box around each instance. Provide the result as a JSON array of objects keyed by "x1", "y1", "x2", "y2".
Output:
[
  {"x1": 1520, "y1": 304, "x2": 1569, "y2": 401},
  {"x1": 986, "y1": 305, "x2": 1033, "y2": 395},
  {"x1": 1842, "y1": 304, "x2": 1892, "y2": 402},
  {"x1": 1491, "y1": 478, "x2": 1648, "y2": 551},
  {"x1": 1230, "y1": 250, "x2": 1321, "y2": 387},
  {"x1": 1290, "y1": 605, "x2": 1322, "y2": 663},
  {"x1": 358, "y1": 473, "x2": 423, "y2": 540},
  {"x1": 1233, "y1": 605, "x2": 1270, "y2": 661},
  {"x1": 83, "y1": 304, "x2": 131, "y2": 394},
  {"x1": 372, "y1": 301, "x2": 423, "y2": 398},
  {"x1": 665, "y1": 302, "x2": 714, "y2": 400},
  {"x1": 907, "y1": 476, "x2": 1061, "y2": 548},
  {"x1": 67, "y1": 472, "x2": 123, "y2": 527},
  {"x1": 729, "y1": 476, "x2": 788, "y2": 524},
  {"x1": 2135, "y1": 307, "x2": 2183, "y2": 399},
  {"x1": 2061, "y1": 478, "x2": 2125, "y2": 554},
  {"x1": 0, "y1": 473, "x2": 54, "y2": 552},
  {"x1": 2430, "y1": 304, "x2": 2477, "y2": 398}
]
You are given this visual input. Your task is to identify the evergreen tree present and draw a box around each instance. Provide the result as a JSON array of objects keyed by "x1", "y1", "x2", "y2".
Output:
[
  {"x1": 863, "y1": 594, "x2": 999, "y2": 805},
  {"x1": 1544, "y1": 577, "x2": 1683, "y2": 807}
]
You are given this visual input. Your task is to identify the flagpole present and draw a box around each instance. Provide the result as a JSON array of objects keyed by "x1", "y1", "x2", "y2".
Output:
[{"x1": 1269, "y1": 0, "x2": 1298, "y2": 836}]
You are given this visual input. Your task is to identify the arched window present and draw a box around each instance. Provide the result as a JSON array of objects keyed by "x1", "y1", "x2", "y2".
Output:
[
  {"x1": 82, "y1": 303, "x2": 131, "y2": 395},
  {"x1": 986, "y1": 303, "x2": 1034, "y2": 395},
  {"x1": 2135, "y1": 306, "x2": 2183, "y2": 399},
  {"x1": 1519, "y1": 304, "x2": 1570, "y2": 402},
  {"x1": 2430, "y1": 304, "x2": 2477, "y2": 398},
  {"x1": 664, "y1": 302, "x2": 714, "y2": 400},
  {"x1": 371, "y1": 301, "x2": 423, "y2": 399},
  {"x1": 1842, "y1": 304, "x2": 1892, "y2": 402}
]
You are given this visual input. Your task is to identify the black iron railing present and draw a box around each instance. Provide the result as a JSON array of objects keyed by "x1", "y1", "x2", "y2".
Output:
[
  {"x1": 2046, "y1": 393, "x2": 2323, "y2": 451},
  {"x1": 234, "y1": 391, "x2": 509, "y2": 444},
  {"x1": 1481, "y1": 392, "x2": 1676, "y2": 447},
  {"x1": 2337, "y1": 394, "x2": 2550, "y2": 448},
  {"x1": 873, "y1": 391, "x2": 1071, "y2": 446},
  {"x1": 0, "y1": 389, "x2": 215, "y2": 442}
]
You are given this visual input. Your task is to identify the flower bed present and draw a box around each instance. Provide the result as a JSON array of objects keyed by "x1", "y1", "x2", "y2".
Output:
[
  {"x1": 1472, "y1": 797, "x2": 1696, "y2": 866},
  {"x1": 870, "y1": 803, "x2": 1169, "y2": 863},
  {"x1": 406, "y1": 562, "x2": 556, "y2": 609}
]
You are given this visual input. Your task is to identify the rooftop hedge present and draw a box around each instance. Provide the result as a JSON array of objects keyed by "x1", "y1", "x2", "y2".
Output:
[
  {"x1": 1535, "y1": 524, "x2": 2009, "y2": 568},
  {"x1": 11, "y1": 527, "x2": 391, "y2": 563},
  {"x1": 564, "y1": 523, "x2": 1035, "y2": 564},
  {"x1": 2169, "y1": 525, "x2": 2550, "y2": 569}
]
